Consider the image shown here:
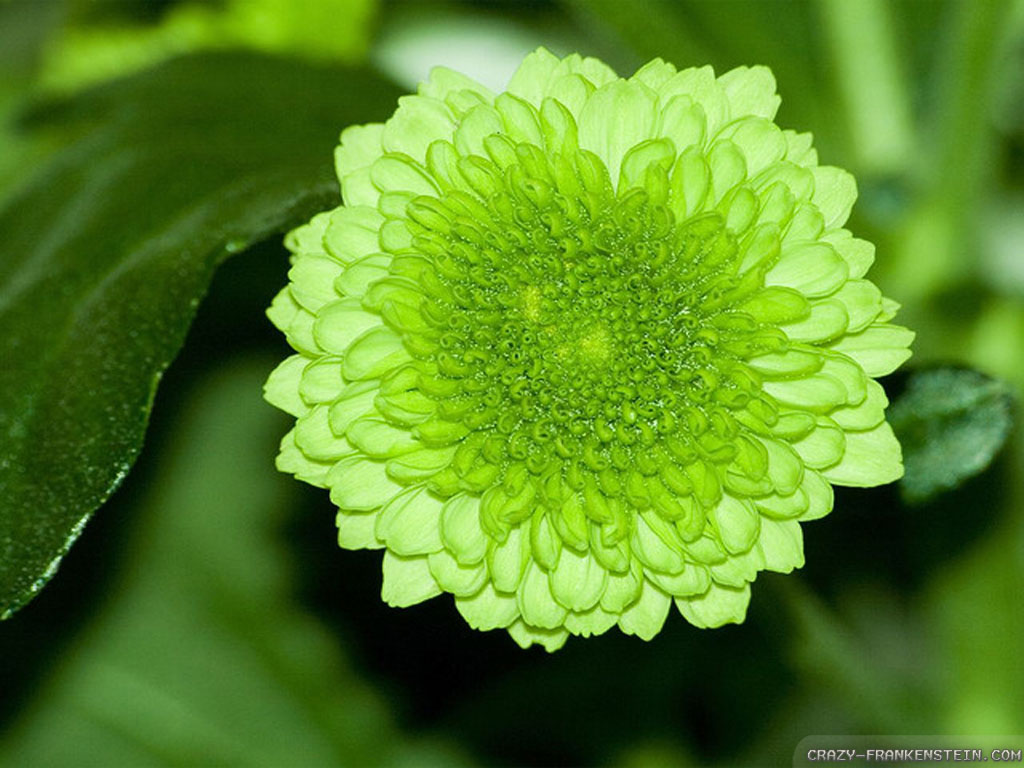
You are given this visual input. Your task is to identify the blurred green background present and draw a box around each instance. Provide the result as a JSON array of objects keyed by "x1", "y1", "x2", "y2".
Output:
[{"x1": 0, "y1": 0, "x2": 1022, "y2": 765}]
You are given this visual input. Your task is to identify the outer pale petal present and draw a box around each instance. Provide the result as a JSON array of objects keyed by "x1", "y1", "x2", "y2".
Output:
[
  {"x1": 299, "y1": 357, "x2": 345, "y2": 404},
  {"x1": 578, "y1": 80, "x2": 658, "y2": 188},
  {"x1": 657, "y1": 66, "x2": 729, "y2": 134},
  {"x1": 420, "y1": 65, "x2": 495, "y2": 103},
  {"x1": 549, "y1": 548, "x2": 607, "y2": 612},
  {"x1": 718, "y1": 116, "x2": 786, "y2": 177},
  {"x1": 822, "y1": 422, "x2": 904, "y2": 487},
  {"x1": 618, "y1": 580, "x2": 671, "y2": 640},
  {"x1": 428, "y1": 550, "x2": 487, "y2": 596},
  {"x1": 376, "y1": 486, "x2": 445, "y2": 555},
  {"x1": 507, "y1": 619, "x2": 569, "y2": 652},
  {"x1": 323, "y1": 206, "x2": 384, "y2": 264},
  {"x1": 341, "y1": 327, "x2": 412, "y2": 380},
  {"x1": 517, "y1": 562, "x2": 568, "y2": 629},
  {"x1": 506, "y1": 47, "x2": 563, "y2": 105},
  {"x1": 284, "y1": 212, "x2": 332, "y2": 258},
  {"x1": 382, "y1": 95, "x2": 456, "y2": 163},
  {"x1": 275, "y1": 428, "x2": 332, "y2": 488},
  {"x1": 334, "y1": 253, "x2": 390, "y2": 298},
  {"x1": 295, "y1": 405, "x2": 355, "y2": 461},
  {"x1": 328, "y1": 455, "x2": 406, "y2": 510},
  {"x1": 507, "y1": 48, "x2": 618, "y2": 107},
  {"x1": 381, "y1": 552, "x2": 442, "y2": 607},
  {"x1": 313, "y1": 299, "x2": 382, "y2": 355},
  {"x1": 718, "y1": 65, "x2": 780, "y2": 120},
  {"x1": 756, "y1": 519, "x2": 805, "y2": 573},
  {"x1": 456, "y1": 583, "x2": 519, "y2": 630},
  {"x1": 828, "y1": 324, "x2": 915, "y2": 377},
  {"x1": 811, "y1": 166, "x2": 858, "y2": 229},
  {"x1": 337, "y1": 510, "x2": 384, "y2": 550},
  {"x1": 264, "y1": 354, "x2": 309, "y2": 417},
  {"x1": 335, "y1": 124, "x2": 385, "y2": 207},
  {"x1": 565, "y1": 605, "x2": 619, "y2": 637},
  {"x1": 676, "y1": 583, "x2": 751, "y2": 628}
]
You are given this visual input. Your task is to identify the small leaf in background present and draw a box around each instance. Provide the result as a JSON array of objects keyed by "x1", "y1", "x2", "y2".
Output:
[
  {"x1": 0, "y1": 358, "x2": 468, "y2": 767},
  {"x1": 0, "y1": 52, "x2": 401, "y2": 618},
  {"x1": 889, "y1": 368, "x2": 1014, "y2": 503}
]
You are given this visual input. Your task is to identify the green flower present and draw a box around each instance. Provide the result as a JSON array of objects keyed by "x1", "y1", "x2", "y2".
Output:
[{"x1": 265, "y1": 48, "x2": 913, "y2": 651}]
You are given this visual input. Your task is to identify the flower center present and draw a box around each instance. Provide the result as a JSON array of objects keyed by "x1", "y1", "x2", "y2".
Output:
[{"x1": 388, "y1": 145, "x2": 788, "y2": 534}]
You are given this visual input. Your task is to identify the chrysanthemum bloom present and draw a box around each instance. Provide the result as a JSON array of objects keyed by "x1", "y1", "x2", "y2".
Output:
[{"x1": 265, "y1": 49, "x2": 913, "y2": 651}]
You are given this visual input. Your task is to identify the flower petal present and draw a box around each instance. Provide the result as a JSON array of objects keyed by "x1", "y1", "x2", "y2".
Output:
[
  {"x1": 709, "y1": 494, "x2": 761, "y2": 555},
  {"x1": 341, "y1": 326, "x2": 411, "y2": 380},
  {"x1": 718, "y1": 116, "x2": 786, "y2": 176},
  {"x1": 828, "y1": 324, "x2": 914, "y2": 376},
  {"x1": 719, "y1": 65, "x2": 780, "y2": 120},
  {"x1": 550, "y1": 548, "x2": 607, "y2": 612},
  {"x1": 337, "y1": 510, "x2": 383, "y2": 550},
  {"x1": 381, "y1": 552, "x2": 441, "y2": 607},
  {"x1": 658, "y1": 65, "x2": 729, "y2": 134},
  {"x1": 456, "y1": 583, "x2": 519, "y2": 630},
  {"x1": 564, "y1": 605, "x2": 619, "y2": 637},
  {"x1": 757, "y1": 519, "x2": 804, "y2": 573},
  {"x1": 439, "y1": 493, "x2": 487, "y2": 565},
  {"x1": 313, "y1": 299, "x2": 381, "y2": 356},
  {"x1": 328, "y1": 455, "x2": 404, "y2": 510},
  {"x1": 821, "y1": 422, "x2": 904, "y2": 487},
  {"x1": 578, "y1": 80, "x2": 657, "y2": 187},
  {"x1": 600, "y1": 566, "x2": 642, "y2": 613},
  {"x1": 765, "y1": 241, "x2": 849, "y2": 297},
  {"x1": 487, "y1": 527, "x2": 529, "y2": 593},
  {"x1": 506, "y1": 47, "x2": 562, "y2": 105},
  {"x1": 299, "y1": 358, "x2": 346, "y2": 405},
  {"x1": 383, "y1": 95, "x2": 456, "y2": 163},
  {"x1": 324, "y1": 205, "x2": 383, "y2": 264},
  {"x1": 428, "y1": 549, "x2": 487, "y2": 595},
  {"x1": 376, "y1": 485, "x2": 444, "y2": 555},
  {"x1": 335, "y1": 124, "x2": 385, "y2": 207},
  {"x1": 618, "y1": 580, "x2": 671, "y2": 640},
  {"x1": 421, "y1": 65, "x2": 494, "y2": 102},
  {"x1": 334, "y1": 253, "x2": 391, "y2": 299},
  {"x1": 295, "y1": 405, "x2": 355, "y2": 461},
  {"x1": 507, "y1": 619, "x2": 569, "y2": 652},
  {"x1": 517, "y1": 562, "x2": 568, "y2": 629},
  {"x1": 676, "y1": 582, "x2": 751, "y2": 628},
  {"x1": 811, "y1": 166, "x2": 858, "y2": 229},
  {"x1": 831, "y1": 279, "x2": 883, "y2": 332},
  {"x1": 276, "y1": 428, "x2": 332, "y2": 488},
  {"x1": 264, "y1": 354, "x2": 309, "y2": 417},
  {"x1": 647, "y1": 564, "x2": 711, "y2": 597}
]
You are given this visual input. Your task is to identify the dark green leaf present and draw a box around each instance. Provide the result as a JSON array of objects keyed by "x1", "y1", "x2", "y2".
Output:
[
  {"x1": 889, "y1": 368, "x2": 1014, "y2": 503},
  {"x1": 0, "y1": 359, "x2": 467, "y2": 766},
  {"x1": 0, "y1": 52, "x2": 401, "y2": 618}
]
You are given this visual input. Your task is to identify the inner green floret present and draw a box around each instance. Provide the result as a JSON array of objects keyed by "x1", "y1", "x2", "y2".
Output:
[{"x1": 371, "y1": 144, "x2": 789, "y2": 543}]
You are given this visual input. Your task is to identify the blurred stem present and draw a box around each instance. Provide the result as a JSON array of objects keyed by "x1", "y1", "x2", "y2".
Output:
[
  {"x1": 816, "y1": 0, "x2": 913, "y2": 175},
  {"x1": 882, "y1": 0, "x2": 1011, "y2": 306},
  {"x1": 770, "y1": 577, "x2": 909, "y2": 732}
]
